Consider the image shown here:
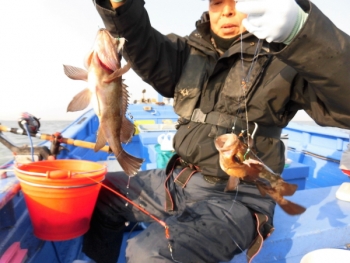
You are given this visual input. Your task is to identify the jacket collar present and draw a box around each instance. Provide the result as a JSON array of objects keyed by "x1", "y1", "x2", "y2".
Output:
[
  {"x1": 188, "y1": 12, "x2": 276, "y2": 58},
  {"x1": 188, "y1": 13, "x2": 252, "y2": 56}
]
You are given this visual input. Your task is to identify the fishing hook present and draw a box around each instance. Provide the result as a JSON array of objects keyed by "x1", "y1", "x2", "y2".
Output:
[
  {"x1": 243, "y1": 122, "x2": 258, "y2": 160},
  {"x1": 250, "y1": 122, "x2": 258, "y2": 140}
]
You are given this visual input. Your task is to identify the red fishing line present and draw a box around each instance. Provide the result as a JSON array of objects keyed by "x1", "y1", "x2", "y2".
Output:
[{"x1": 87, "y1": 176, "x2": 169, "y2": 230}]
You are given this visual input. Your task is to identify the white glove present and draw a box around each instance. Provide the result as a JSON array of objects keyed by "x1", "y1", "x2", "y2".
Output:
[{"x1": 236, "y1": 0, "x2": 302, "y2": 43}]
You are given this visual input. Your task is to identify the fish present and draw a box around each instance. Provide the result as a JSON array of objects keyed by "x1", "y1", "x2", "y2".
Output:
[
  {"x1": 214, "y1": 133, "x2": 306, "y2": 215},
  {"x1": 63, "y1": 28, "x2": 143, "y2": 176}
]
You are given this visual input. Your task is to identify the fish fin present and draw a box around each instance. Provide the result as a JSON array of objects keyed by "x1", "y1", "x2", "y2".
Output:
[
  {"x1": 224, "y1": 176, "x2": 240, "y2": 192},
  {"x1": 103, "y1": 62, "x2": 131, "y2": 83},
  {"x1": 120, "y1": 118, "x2": 135, "y2": 143},
  {"x1": 278, "y1": 199, "x2": 306, "y2": 215},
  {"x1": 84, "y1": 51, "x2": 94, "y2": 69},
  {"x1": 94, "y1": 128, "x2": 108, "y2": 152},
  {"x1": 275, "y1": 179, "x2": 298, "y2": 196},
  {"x1": 67, "y1": 88, "x2": 92, "y2": 112},
  {"x1": 119, "y1": 79, "x2": 133, "y2": 143},
  {"x1": 117, "y1": 151, "x2": 144, "y2": 176},
  {"x1": 63, "y1": 65, "x2": 88, "y2": 81},
  {"x1": 121, "y1": 81, "x2": 130, "y2": 115},
  {"x1": 244, "y1": 159, "x2": 263, "y2": 168}
]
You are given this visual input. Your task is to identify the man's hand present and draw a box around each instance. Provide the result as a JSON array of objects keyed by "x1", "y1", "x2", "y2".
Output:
[{"x1": 236, "y1": 0, "x2": 302, "y2": 43}]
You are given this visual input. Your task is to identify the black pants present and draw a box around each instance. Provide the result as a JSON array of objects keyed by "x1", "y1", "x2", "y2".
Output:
[{"x1": 83, "y1": 168, "x2": 256, "y2": 263}]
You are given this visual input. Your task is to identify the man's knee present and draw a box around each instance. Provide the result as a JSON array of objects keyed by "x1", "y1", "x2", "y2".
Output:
[{"x1": 125, "y1": 224, "x2": 172, "y2": 263}]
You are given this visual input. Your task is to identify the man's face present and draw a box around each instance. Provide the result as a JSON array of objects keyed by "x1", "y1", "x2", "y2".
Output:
[{"x1": 209, "y1": 0, "x2": 247, "y2": 38}]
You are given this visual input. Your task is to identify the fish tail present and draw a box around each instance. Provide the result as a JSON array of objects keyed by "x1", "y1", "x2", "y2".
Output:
[
  {"x1": 279, "y1": 199, "x2": 306, "y2": 215},
  {"x1": 117, "y1": 150, "x2": 144, "y2": 176},
  {"x1": 256, "y1": 183, "x2": 306, "y2": 215}
]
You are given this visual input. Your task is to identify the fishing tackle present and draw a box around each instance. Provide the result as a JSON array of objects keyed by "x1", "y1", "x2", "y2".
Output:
[{"x1": 241, "y1": 122, "x2": 258, "y2": 160}]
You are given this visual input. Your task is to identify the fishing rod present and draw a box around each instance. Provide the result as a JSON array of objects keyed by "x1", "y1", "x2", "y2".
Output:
[{"x1": 0, "y1": 124, "x2": 112, "y2": 154}]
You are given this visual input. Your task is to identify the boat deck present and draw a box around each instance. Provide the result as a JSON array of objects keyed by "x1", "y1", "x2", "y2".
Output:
[
  {"x1": 230, "y1": 185, "x2": 350, "y2": 262},
  {"x1": 1, "y1": 106, "x2": 350, "y2": 262}
]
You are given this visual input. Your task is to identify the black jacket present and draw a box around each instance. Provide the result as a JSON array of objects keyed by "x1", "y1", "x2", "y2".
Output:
[{"x1": 95, "y1": 0, "x2": 350, "y2": 221}]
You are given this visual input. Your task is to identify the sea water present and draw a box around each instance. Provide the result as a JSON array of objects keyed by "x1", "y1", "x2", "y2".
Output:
[{"x1": 0, "y1": 120, "x2": 72, "y2": 166}]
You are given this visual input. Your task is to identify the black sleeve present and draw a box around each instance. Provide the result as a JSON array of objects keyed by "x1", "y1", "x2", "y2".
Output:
[
  {"x1": 94, "y1": 0, "x2": 191, "y2": 98},
  {"x1": 277, "y1": 1, "x2": 350, "y2": 129}
]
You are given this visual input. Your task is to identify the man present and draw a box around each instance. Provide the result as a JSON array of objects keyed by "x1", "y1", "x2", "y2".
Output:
[{"x1": 81, "y1": 0, "x2": 350, "y2": 262}]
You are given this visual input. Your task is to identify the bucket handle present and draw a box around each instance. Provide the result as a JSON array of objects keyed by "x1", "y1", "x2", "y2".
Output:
[
  {"x1": 14, "y1": 166, "x2": 107, "y2": 178},
  {"x1": 46, "y1": 170, "x2": 72, "y2": 179}
]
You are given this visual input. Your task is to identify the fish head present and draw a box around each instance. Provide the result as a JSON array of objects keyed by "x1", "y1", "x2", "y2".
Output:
[
  {"x1": 214, "y1": 133, "x2": 248, "y2": 178},
  {"x1": 85, "y1": 29, "x2": 126, "y2": 73}
]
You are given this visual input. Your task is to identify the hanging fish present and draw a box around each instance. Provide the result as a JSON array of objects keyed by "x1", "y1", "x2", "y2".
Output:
[
  {"x1": 215, "y1": 133, "x2": 306, "y2": 215},
  {"x1": 63, "y1": 28, "x2": 143, "y2": 176}
]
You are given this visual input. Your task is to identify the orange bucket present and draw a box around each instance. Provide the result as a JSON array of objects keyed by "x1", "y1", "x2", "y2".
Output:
[{"x1": 14, "y1": 159, "x2": 106, "y2": 241}]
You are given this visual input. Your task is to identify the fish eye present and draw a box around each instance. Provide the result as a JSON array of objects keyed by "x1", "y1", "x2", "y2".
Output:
[
  {"x1": 233, "y1": 155, "x2": 242, "y2": 164},
  {"x1": 210, "y1": 0, "x2": 223, "y2": 6}
]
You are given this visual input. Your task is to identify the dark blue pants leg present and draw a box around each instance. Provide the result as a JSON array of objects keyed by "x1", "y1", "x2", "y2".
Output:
[{"x1": 83, "y1": 169, "x2": 256, "y2": 263}]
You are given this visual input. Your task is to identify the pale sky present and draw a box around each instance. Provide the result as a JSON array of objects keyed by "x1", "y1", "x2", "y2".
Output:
[{"x1": 0, "y1": 0, "x2": 349, "y2": 121}]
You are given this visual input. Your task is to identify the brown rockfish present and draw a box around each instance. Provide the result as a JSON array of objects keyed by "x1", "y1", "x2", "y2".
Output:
[
  {"x1": 215, "y1": 133, "x2": 306, "y2": 215},
  {"x1": 63, "y1": 28, "x2": 143, "y2": 176}
]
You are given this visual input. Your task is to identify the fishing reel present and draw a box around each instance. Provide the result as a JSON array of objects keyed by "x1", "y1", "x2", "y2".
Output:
[
  {"x1": 0, "y1": 113, "x2": 69, "y2": 164},
  {"x1": 18, "y1": 112, "x2": 41, "y2": 134}
]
